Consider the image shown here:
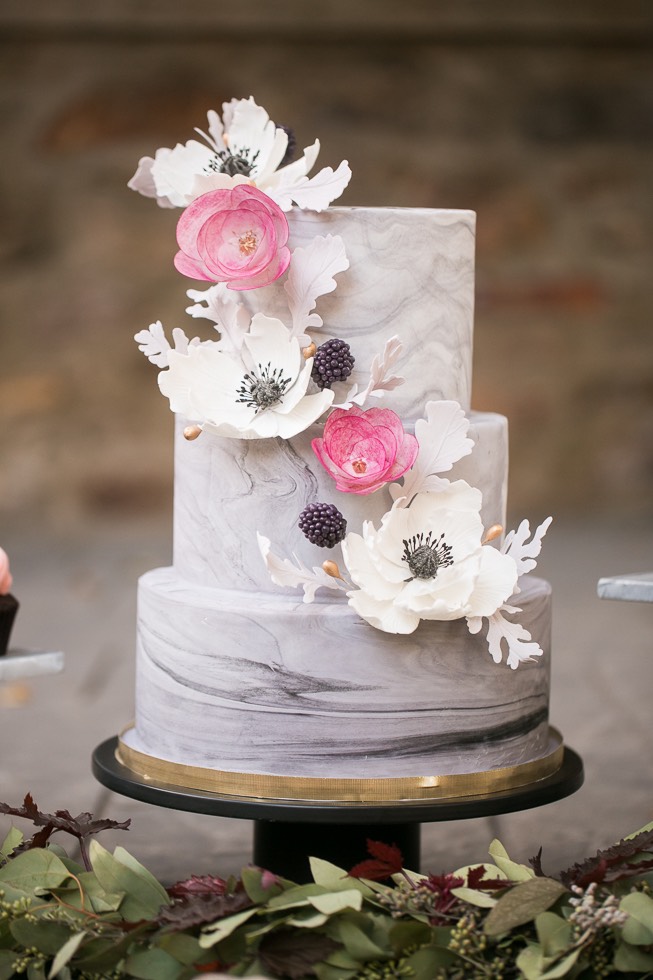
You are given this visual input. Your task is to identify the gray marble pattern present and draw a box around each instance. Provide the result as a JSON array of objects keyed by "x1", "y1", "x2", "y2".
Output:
[
  {"x1": 132, "y1": 573, "x2": 551, "y2": 778},
  {"x1": 173, "y1": 412, "x2": 508, "y2": 592},
  {"x1": 242, "y1": 208, "x2": 476, "y2": 418}
]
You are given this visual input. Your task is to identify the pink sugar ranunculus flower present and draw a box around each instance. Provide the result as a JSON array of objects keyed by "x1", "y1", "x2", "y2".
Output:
[
  {"x1": 173, "y1": 184, "x2": 291, "y2": 290},
  {"x1": 312, "y1": 406, "x2": 419, "y2": 495}
]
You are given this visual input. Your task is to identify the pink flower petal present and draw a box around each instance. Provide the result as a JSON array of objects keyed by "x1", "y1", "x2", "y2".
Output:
[
  {"x1": 314, "y1": 405, "x2": 415, "y2": 495},
  {"x1": 173, "y1": 185, "x2": 290, "y2": 288}
]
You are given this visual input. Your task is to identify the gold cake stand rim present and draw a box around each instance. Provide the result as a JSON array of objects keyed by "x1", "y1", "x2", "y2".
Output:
[{"x1": 116, "y1": 725, "x2": 564, "y2": 805}]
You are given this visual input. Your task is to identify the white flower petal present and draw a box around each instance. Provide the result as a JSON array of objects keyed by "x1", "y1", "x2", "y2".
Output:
[
  {"x1": 347, "y1": 589, "x2": 419, "y2": 635},
  {"x1": 206, "y1": 108, "x2": 226, "y2": 149},
  {"x1": 274, "y1": 359, "x2": 314, "y2": 416},
  {"x1": 286, "y1": 161, "x2": 353, "y2": 212},
  {"x1": 244, "y1": 314, "x2": 302, "y2": 381},
  {"x1": 341, "y1": 532, "x2": 401, "y2": 601},
  {"x1": 340, "y1": 481, "x2": 526, "y2": 644},
  {"x1": 255, "y1": 128, "x2": 290, "y2": 184},
  {"x1": 150, "y1": 141, "x2": 216, "y2": 206},
  {"x1": 465, "y1": 546, "x2": 519, "y2": 619},
  {"x1": 271, "y1": 389, "x2": 333, "y2": 438},
  {"x1": 227, "y1": 97, "x2": 278, "y2": 176}
]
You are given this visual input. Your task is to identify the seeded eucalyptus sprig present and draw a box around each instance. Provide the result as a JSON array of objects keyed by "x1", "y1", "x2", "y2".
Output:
[{"x1": 1, "y1": 798, "x2": 653, "y2": 978}]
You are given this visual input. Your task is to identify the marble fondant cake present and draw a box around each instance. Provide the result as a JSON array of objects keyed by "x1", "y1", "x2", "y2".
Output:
[{"x1": 121, "y1": 97, "x2": 558, "y2": 800}]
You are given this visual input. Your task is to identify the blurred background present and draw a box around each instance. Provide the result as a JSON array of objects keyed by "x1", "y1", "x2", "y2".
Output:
[{"x1": 1, "y1": 1, "x2": 653, "y2": 880}]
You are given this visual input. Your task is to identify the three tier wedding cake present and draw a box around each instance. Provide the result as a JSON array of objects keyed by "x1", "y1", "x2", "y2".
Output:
[{"x1": 118, "y1": 97, "x2": 560, "y2": 801}]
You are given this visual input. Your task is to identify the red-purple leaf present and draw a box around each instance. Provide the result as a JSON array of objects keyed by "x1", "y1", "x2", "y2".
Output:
[
  {"x1": 559, "y1": 828, "x2": 653, "y2": 888},
  {"x1": 466, "y1": 865, "x2": 511, "y2": 891},
  {"x1": 157, "y1": 890, "x2": 252, "y2": 932},
  {"x1": 349, "y1": 839, "x2": 405, "y2": 880},
  {"x1": 0, "y1": 794, "x2": 131, "y2": 864},
  {"x1": 259, "y1": 928, "x2": 341, "y2": 979},
  {"x1": 167, "y1": 874, "x2": 228, "y2": 899}
]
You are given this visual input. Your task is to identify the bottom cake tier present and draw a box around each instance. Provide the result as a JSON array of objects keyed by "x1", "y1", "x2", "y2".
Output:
[{"x1": 125, "y1": 569, "x2": 555, "y2": 795}]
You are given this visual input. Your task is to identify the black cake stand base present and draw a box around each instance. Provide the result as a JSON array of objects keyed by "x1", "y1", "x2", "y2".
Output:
[{"x1": 92, "y1": 737, "x2": 583, "y2": 882}]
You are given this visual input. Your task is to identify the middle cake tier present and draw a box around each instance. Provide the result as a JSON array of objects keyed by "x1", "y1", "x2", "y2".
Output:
[{"x1": 173, "y1": 411, "x2": 508, "y2": 592}]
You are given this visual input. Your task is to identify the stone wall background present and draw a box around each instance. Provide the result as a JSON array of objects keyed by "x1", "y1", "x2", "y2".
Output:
[{"x1": 2, "y1": 1, "x2": 653, "y2": 528}]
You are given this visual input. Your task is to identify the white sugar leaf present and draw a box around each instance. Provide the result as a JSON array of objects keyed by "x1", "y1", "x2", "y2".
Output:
[
  {"x1": 286, "y1": 161, "x2": 352, "y2": 212},
  {"x1": 135, "y1": 321, "x2": 172, "y2": 367},
  {"x1": 467, "y1": 607, "x2": 543, "y2": 669},
  {"x1": 257, "y1": 533, "x2": 346, "y2": 603},
  {"x1": 389, "y1": 401, "x2": 473, "y2": 504},
  {"x1": 284, "y1": 236, "x2": 349, "y2": 340},
  {"x1": 334, "y1": 336, "x2": 405, "y2": 410},
  {"x1": 502, "y1": 516, "x2": 553, "y2": 577},
  {"x1": 186, "y1": 283, "x2": 251, "y2": 352},
  {"x1": 170, "y1": 326, "x2": 202, "y2": 355}
]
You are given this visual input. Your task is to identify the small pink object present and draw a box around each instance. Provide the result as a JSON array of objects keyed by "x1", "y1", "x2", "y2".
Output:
[
  {"x1": 173, "y1": 184, "x2": 291, "y2": 290},
  {"x1": 0, "y1": 547, "x2": 17, "y2": 656},
  {"x1": 0, "y1": 547, "x2": 12, "y2": 595},
  {"x1": 312, "y1": 406, "x2": 418, "y2": 495}
]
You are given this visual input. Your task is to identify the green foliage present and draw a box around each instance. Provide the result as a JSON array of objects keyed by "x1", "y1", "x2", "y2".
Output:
[{"x1": 3, "y1": 800, "x2": 653, "y2": 978}]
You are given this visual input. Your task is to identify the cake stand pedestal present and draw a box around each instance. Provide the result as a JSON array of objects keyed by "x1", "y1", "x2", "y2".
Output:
[{"x1": 92, "y1": 736, "x2": 583, "y2": 882}]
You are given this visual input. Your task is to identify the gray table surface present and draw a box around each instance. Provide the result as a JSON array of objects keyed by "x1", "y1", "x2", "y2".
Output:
[
  {"x1": 597, "y1": 571, "x2": 653, "y2": 603},
  {"x1": 0, "y1": 648, "x2": 64, "y2": 682}
]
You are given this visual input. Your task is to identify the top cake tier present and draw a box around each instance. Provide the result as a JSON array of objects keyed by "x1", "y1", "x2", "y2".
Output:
[{"x1": 240, "y1": 207, "x2": 476, "y2": 418}]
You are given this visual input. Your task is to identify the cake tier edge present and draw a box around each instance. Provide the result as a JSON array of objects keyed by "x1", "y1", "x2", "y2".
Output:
[{"x1": 131, "y1": 571, "x2": 552, "y2": 779}]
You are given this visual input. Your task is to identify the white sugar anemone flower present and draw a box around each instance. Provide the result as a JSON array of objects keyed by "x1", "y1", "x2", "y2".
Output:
[
  {"x1": 158, "y1": 313, "x2": 334, "y2": 439},
  {"x1": 341, "y1": 482, "x2": 518, "y2": 635},
  {"x1": 129, "y1": 96, "x2": 351, "y2": 212}
]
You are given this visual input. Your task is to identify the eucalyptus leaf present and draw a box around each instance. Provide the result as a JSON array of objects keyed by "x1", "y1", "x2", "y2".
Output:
[
  {"x1": 241, "y1": 866, "x2": 283, "y2": 904},
  {"x1": 314, "y1": 961, "x2": 358, "y2": 980},
  {"x1": 199, "y1": 906, "x2": 258, "y2": 948},
  {"x1": 614, "y1": 939, "x2": 653, "y2": 971},
  {"x1": 308, "y1": 889, "x2": 363, "y2": 915},
  {"x1": 335, "y1": 918, "x2": 388, "y2": 960},
  {"x1": 0, "y1": 950, "x2": 17, "y2": 980},
  {"x1": 405, "y1": 945, "x2": 458, "y2": 977},
  {"x1": 74, "y1": 924, "x2": 150, "y2": 972},
  {"x1": 516, "y1": 943, "x2": 544, "y2": 979},
  {"x1": 0, "y1": 827, "x2": 22, "y2": 861},
  {"x1": 267, "y1": 882, "x2": 329, "y2": 911},
  {"x1": 484, "y1": 878, "x2": 568, "y2": 937},
  {"x1": 387, "y1": 919, "x2": 432, "y2": 953},
  {"x1": 535, "y1": 911, "x2": 572, "y2": 956},
  {"x1": 625, "y1": 818, "x2": 653, "y2": 839},
  {"x1": 10, "y1": 919, "x2": 74, "y2": 957},
  {"x1": 56, "y1": 870, "x2": 125, "y2": 914},
  {"x1": 158, "y1": 932, "x2": 205, "y2": 965},
  {"x1": 488, "y1": 839, "x2": 535, "y2": 882},
  {"x1": 48, "y1": 932, "x2": 85, "y2": 979},
  {"x1": 621, "y1": 890, "x2": 653, "y2": 945},
  {"x1": 124, "y1": 946, "x2": 184, "y2": 980},
  {"x1": 113, "y1": 846, "x2": 170, "y2": 905},
  {"x1": 286, "y1": 909, "x2": 330, "y2": 928},
  {"x1": 309, "y1": 857, "x2": 373, "y2": 897},
  {"x1": 452, "y1": 886, "x2": 498, "y2": 908},
  {"x1": 0, "y1": 849, "x2": 71, "y2": 895},
  {"x1": 539, "y1": 948, "x2": 581, "y2": 978},
  {"x1": 89, "y1": 840, "x2": 169, "y2": 921}
]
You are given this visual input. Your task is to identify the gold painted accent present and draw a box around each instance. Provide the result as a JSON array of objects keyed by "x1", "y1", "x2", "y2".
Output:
[
  {"x1": 183, "y1": 424, "x2": 202, "y2": 441},
  {"x1": 117, "y1": 727, "x2": 564, "y2": 804},
  {"x1": 322, "y1": 559, "x2": 342, "y2": 579},
  {"x1": 483, "y1": 524, "x2": 504, "y2": 544},
  {"x1": 303, "y1": 343, "x2": 317, "y2": 360}
]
